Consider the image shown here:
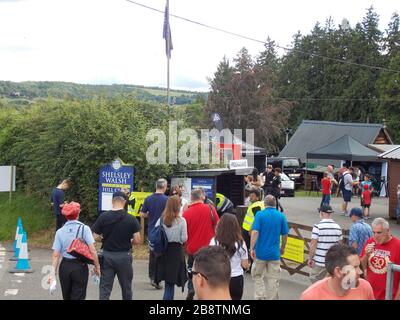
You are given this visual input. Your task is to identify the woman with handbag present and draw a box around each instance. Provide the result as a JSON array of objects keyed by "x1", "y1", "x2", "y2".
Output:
[
  {"x1": 50, "y1": 202, "x2": 101, "y2": 300},
  {"x1": 154, "y1": 195, "x2": 188, "y2": 300}
]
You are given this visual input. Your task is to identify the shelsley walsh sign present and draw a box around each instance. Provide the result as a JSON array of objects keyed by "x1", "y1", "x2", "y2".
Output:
[{"x1": 98, "y1": 159, "x2": 134, "y2": 212}]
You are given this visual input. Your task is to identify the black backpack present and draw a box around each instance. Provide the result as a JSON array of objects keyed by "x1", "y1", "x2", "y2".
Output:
[{"x1": 339, "y1": 173, "x2": 350, "y2": 190}]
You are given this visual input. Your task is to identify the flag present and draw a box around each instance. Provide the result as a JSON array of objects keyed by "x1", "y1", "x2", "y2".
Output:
[{"x1": 163, "y1": 0, "x2": 173, "y2": 59}]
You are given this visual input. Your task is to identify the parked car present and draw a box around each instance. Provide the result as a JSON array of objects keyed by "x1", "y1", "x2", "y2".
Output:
[
  {"x1": 267, "y1": 157, "x2": 304, "y2": 189},
  {"x1": 280, "y1": 172, "x2": 295, "y2": 197}
]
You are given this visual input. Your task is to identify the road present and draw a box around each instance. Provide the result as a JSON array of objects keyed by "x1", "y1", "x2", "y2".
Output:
[{"x1": 0, "y1": 195, "x2": 396, "y2": 300}]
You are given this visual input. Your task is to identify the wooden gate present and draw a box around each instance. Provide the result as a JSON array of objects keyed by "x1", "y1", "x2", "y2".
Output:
[{"x1": 280, "y1": 222, "x2": 349, "y2": 277}]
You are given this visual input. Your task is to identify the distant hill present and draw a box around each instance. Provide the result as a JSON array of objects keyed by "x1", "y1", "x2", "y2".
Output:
[{"x1": 0, "y1": 81, "x2": 207, "y2": 106}]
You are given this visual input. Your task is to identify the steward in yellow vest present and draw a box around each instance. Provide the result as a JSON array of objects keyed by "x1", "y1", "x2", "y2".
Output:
[
  {"x1": 242, "y1": 188, "x2": 265, "y2": 231},
  {"x1": 215, "y1": 193, "x2": 234, "y2": 217}
]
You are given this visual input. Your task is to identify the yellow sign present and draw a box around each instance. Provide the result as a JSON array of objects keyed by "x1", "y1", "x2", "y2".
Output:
[
  {"x1": 129, "y1": 192, "x2": 153, "y2": 216},
  {"x1": 102, "y1": 183, "x2": 131, "y2": 189},
  {"x1": 281, "y1": 236, "x2": 305, "y2": 264}
]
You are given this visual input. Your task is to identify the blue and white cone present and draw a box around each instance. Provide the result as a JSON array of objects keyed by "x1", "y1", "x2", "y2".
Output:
[
  {"x1": 10, "y1": 225, "x2": 24, "y2": 261},
  {"x1": 8, "y1": 217, "x2": 22, "y2": 253},
  {"x1": 9, "y1": 232, "x2": 34, "y2": 273}
]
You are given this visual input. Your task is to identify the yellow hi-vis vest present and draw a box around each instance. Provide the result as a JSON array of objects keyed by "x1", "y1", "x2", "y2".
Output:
[
  {"x1": 127, "y1": 193, "x2": 137, "y2": 216},
  {"x1": 242, "y1": 201, "x2": 265, "y2": 231},
  {"x1": 215, "y1": 193, "x2": 225, "y2": 211}
]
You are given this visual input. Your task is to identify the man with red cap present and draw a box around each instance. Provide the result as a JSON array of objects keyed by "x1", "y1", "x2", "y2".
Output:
[{"x1": 51, "y1": 202, "x2": 101, "y2": 300}]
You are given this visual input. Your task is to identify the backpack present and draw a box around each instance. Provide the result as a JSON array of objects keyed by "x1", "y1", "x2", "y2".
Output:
[
  {"x1": 339, "y1": 173, "x2": 350, "y2": 190},
  {"x1": 148, "y1": 217, "x2": 168, "y2": 257}
]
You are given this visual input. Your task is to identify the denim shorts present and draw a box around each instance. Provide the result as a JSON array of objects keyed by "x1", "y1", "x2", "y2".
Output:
[{"x1": 343, "y1": 189, "x2": 352, "y2": 202}]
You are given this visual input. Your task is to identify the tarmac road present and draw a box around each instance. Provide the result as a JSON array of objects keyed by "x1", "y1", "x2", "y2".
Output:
[{"x1": 0, "y1": 196, "x2": 396, "y2": 300}]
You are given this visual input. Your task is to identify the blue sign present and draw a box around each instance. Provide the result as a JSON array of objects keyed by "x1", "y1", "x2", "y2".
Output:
[
  {"x1": 191, "y1": 178, "x2": 215, "y2": 199},
  {"x1": 98, "y1": 159, "x2": 134, "y2": 212}
]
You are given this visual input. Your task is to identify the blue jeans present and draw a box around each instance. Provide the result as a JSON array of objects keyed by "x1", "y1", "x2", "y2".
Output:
[
  {"x1": 163, "y1": 282, "x2": 175, "y2": 300},
  {"x1": 320, "y1": 194, "x2": 330, "y2": 207}
]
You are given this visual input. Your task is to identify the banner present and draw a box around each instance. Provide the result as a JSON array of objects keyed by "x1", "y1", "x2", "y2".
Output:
[
  {"x1": 129, "y1": 192, "x2": 153, "y2": 216},
  {"x1": 98, "y1": 159, "x2": 134, "y2": 212}
]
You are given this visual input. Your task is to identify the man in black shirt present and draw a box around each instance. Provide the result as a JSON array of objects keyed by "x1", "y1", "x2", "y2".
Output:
[
  {"x1": 92, "y1": 191, "x2": 141, "y2": 300},
  {"x1": 262, "y1": 165, "x2": 275, "y2": 196},
  {"x1": 271, "y1": 168, "x2": 284, "y2": 212}
]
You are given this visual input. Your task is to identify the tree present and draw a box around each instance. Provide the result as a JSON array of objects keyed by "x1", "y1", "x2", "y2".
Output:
[
  {"x1": 377, "y1": 52, "x2": 400, "y2": 143},
  {"x1": 0, "y1": 98, "x2": 174, "y2": 221},
  {"x1": 384, "y1": 12, "x2": 400, "y2": 57},
  {"x1": 206, "y1": 48, "x2": 291, "y2": 152}
]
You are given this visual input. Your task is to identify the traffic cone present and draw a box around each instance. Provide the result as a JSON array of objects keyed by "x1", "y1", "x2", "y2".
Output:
[
  {"x1": 7, "y1": 217, "x2": 22, "y2": 253},
  {"x1": 9, "y1": 232, "x2": 34, "y2": 273},
  {"x1": 9, "y1": 224, "x2": 24, "y2": 261}
]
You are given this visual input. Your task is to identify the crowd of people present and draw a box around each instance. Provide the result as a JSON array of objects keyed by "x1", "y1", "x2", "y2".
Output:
[
  {"x1": 317, "y1": 164, "x2": 375, "y2": 219},
  {"x1": 48, "y1": 171, "x2": 400, "y2": 301}
]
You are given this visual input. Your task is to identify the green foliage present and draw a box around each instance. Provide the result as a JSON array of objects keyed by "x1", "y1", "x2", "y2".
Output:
[
  {"x1": 0, "y1": 192, "x2": 52, "y2": 241},
  {"x1": 0, "y1": 98, "x2": 179, "y2": 221},
  {"x1": 376, "y1": 52, "x2": 400, "y2": 143},
  {"x1": 206, "y1": 48, "x2": 292, "y2": 153},
  {"x1": 0, "y1": 81, "x2": 205, "y2": 106}
]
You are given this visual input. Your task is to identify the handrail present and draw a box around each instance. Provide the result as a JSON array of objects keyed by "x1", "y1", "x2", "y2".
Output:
[{"x1": 385, "y1": 263, "x2": 400, "y2": 300}]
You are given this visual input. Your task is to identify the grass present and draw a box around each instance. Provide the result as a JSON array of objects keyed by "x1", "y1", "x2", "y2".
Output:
[
  {"x1": 143, "y1": 88, "x2": 193, "y2": 97},
  {"x1": 0, "y1": 192, "x2": 152, "y2": 256},
  {"x1": 0, "y1": 192, "x2": 53, "y2": 245}
]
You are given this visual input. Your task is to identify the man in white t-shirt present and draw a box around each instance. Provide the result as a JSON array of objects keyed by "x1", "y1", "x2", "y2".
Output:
[{"x1": 308, "y1": 204, "x2": 343, "y2": 283}]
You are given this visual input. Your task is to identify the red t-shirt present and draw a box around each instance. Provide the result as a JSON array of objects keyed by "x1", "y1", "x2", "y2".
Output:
[
  {"x1": 360, "y1": 237, "x2": 400, "y2": 300},
  {"x1": 183, "y1": 202, "x2": 219, "y2": 256},
  {"x1": 362, "y1": 190, "x2": 372, "y2": 205},
  {"x1": 321, "y1": 178, "x2": 331, "y2": 195}
]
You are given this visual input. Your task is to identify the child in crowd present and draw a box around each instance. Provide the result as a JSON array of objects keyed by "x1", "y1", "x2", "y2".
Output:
[
  {"x1": 320, "y1": 172, "x2": 332, "y2": 208},
  {"x1": 361, "y1": 184, "x2": 372, "y2": 220}
]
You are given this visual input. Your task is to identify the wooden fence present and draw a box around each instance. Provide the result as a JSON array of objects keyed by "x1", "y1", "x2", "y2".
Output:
[{"x1": 280, "y1": 222, "x2": 349, "y2": 277}]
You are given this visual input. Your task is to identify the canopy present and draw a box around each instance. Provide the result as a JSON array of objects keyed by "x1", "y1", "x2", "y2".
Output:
[{"x1": 306, "y1": 135, "x2": 380, "y2": 162}]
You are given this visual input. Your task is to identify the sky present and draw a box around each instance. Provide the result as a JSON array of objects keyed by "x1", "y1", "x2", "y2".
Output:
[{"x1": 0, "y1": 0, "x2": 398, "y2": 91}]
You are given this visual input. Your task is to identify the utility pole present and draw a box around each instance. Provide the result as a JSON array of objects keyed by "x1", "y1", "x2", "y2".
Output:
[{"x1": 284, "y1": 128, "x2": 292, "y2": 145}]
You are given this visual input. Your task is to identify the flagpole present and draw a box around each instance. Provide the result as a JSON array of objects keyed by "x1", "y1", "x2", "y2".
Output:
[{"x1": 166, "y1": 0, "x2": 170, "y2": 110}]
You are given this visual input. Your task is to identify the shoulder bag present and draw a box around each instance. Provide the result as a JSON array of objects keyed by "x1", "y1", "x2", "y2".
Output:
[{"x1": 67, "y1": 224, "x2": 94, "y2": 265}]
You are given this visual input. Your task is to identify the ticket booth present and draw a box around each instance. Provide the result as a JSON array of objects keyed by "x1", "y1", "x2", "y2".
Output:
[{"x1": 171, "y1": 167, "x2": 253, "y2": 207}]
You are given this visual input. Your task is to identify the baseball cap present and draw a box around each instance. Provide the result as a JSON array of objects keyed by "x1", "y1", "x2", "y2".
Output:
[
  {"x1": 61, "y1": 201, "x2": 81, "y2": 219},
  {"x1": 112, "y1": 191, "x2": 127, "y2": 201},
  {"x1": 363, "y1": 184, "x2": 369, "y2": 190},
  {"x1": 349, "y1": 207, "x2": 363, "y2": 218},
  {"x1": 319, "y1": 204, "x2": 333, "y2": 213}
]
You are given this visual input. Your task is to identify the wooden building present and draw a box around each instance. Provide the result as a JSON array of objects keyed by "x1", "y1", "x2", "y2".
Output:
[{"x1": 379, "y1": 146, "x2": 400, "y2": 220}]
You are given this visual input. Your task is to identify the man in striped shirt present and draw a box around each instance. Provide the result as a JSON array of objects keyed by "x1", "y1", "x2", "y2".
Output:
[{"x1": 308, "y1": 204, "x2": 343, "y2": 283}]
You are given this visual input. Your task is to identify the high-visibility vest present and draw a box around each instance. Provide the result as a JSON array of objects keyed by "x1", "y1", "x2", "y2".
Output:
[
  {"x1": 215, "y1": 193, "x2": 225, "y2": 211},
  {"x1": 216, "y1": 193, "x2": 234, "y2": 214},
  {"x1": 242, "y1": 201, "x2": 265, "y2": 231},
  {"x1": 127, "y1": 193, "x2": 139, "y2": 217}
]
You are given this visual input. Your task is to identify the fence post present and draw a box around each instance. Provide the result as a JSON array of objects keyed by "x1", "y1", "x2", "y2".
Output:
[{"x1": 386, "y1": 263, "x2": 394, "y2": 300}]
